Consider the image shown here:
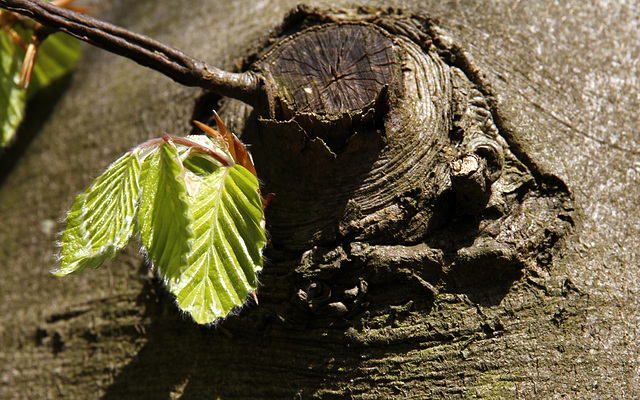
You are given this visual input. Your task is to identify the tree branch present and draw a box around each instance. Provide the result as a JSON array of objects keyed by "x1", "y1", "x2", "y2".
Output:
[{"x1": 0, "y1": 0, "x2": 265, "y2": 106}]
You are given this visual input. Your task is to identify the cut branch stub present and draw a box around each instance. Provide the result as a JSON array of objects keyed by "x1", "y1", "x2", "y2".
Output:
[
  {"x1": 254, "y1": 22, "x2": 400, "y2": 151},
  {"x1": 247, "y1": 20, "x2": 455, "y2": 250},
  {"x1": 257, "y1": 23, "x2": 399, "y2": 117}
]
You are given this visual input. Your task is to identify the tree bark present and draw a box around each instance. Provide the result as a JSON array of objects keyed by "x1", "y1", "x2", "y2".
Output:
[{"x1": 1, "y1": 0, "x2": 638, "y2": 399}]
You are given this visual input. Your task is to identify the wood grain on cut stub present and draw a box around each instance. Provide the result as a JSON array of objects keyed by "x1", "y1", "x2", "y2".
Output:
[{"x1": 258, "y1": 23, "x2": 399, "y2": 116}]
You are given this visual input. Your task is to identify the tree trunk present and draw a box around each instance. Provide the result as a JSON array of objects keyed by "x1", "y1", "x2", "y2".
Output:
[{"x1": 1, "y1": 0, "x2": 638, "y2": 398}]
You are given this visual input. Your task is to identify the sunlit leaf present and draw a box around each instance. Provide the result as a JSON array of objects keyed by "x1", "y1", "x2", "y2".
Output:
[
  {"x1": 57, "y1": 151, "x2": 142, "y2": 275},
  {"x1": 138, "y1": 140, "x2": 192, "y2": 280},
  {"x1": 169, "y1": 164, "x2": 266, "y2": 324},
  {"x1": 56, "y1": 128, "x2": 265, "y2": 324}
]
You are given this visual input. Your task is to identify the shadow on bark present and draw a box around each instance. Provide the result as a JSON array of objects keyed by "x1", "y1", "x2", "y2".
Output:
[
  {"x1": 100, "y1": 265, "x2": 368, "y2": 399},
  {"x1": 99, "y1": 238, "x2": 526, "y2": 399},
  {"x1": 0, "y1": 74, "x2": 74, "y2": 187}
]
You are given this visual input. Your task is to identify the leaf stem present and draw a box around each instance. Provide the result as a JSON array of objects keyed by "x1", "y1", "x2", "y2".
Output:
[
  {"x1": 0, "y1": 0, "x2": 266, "y2": 106},
  {"x1": 136, "y1": 135, "x2": 233, "y2": 167},
  {"x1": 170, "y1": 136, "x2": 234, "y2": 167}
]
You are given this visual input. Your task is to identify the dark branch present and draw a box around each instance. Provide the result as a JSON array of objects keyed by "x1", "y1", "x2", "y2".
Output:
[{"x1": 0, "y1": 0, "x2": 265, "y2": 107}]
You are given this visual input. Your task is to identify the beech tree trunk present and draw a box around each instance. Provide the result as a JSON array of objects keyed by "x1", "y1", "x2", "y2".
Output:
[{"x1": 1, "y1": 0, "x2": 638, "y2": 399}]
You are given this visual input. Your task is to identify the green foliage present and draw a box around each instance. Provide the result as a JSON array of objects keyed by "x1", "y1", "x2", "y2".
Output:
[
  {"x1": 57, "y1": 134, "x2": 266, "y2": 324},
  {"x1": 0, "y1": 30, "x2": 27, "y2": 147},
  {"x1": 171, "y1": 165, "x2": 265, "y2": 324},
  {"x1": 139, "y1": 142, "x2": 192, "y2": 280},
  {"x1": 28, "y1": 32, "x2": 81, "y2": 92},
  {"x1": 0, "y1": 28, "x2": 81, "y2": 147},
  {"x1": 57, "y1": 151, "x2": 141, "y2": 275}
]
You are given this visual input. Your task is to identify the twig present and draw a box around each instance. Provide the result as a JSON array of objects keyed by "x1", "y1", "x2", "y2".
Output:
[{"x1": 0, "y1": 0, "x2": 265, "y2": 106}]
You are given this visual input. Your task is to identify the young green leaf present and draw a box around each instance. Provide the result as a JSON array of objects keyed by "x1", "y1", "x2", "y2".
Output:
[
  {"x1": 56, "y1": 124, "x2": 265, "y2": 324},
  {"x1": 57, "y1": 151, "x2": 142, "y2": 276},
  {"x1": 138, "y1": 139, "x2": 192, "y2": 280},
  {"x1": 168, "y1": 164, "x2": 266, "y2": 324},
  {"x1": 0, "y1": 30, "x2": 27, "y2": 147},
  {"x1": 27, "y1": 32, "x2": 82, "y2": 95},
  {"x1": 0, "y1": 28, "x2": 81, "y2": 147}
]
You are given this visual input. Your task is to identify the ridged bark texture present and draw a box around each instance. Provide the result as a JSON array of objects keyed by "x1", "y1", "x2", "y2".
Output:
[{"x1": 0, "y1": 1, "x2": 637, "y2": 399}]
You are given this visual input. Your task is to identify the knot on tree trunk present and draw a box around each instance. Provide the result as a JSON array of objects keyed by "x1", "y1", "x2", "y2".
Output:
[{"x1": 209, "y1": 6, "x2": 573, "y2": 325}]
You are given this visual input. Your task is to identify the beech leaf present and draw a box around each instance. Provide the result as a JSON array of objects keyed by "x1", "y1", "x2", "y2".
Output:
[
  {"x1": 0, "y1": 31, "x2": 27, "y2": 147},
  {"x1": 57, "y1": 152, "x2": 141, "y2": 275},
  {"x1": 0, "y1": 29, "x2": 80, "y2": 147},
  {"x1": 138, "y1": 140, "x2": 192, "y2": 280},
  {"x1": 57, "y1": 127, "x2": 265, "y2": 324},
  {"x1": 28, "y1": 32, "x2": 81, "y2": 92},
  {"x1": 169, "y1": 164, "x2": 266, "y2": 324}
]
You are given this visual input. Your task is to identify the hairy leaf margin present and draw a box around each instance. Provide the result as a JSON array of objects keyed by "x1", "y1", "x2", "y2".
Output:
[{"x1": 57, "y1": 151, "x2": 142, "y2": 275}]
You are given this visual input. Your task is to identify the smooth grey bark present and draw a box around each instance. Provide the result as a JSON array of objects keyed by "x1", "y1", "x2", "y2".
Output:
[{"x1": 0, "y1": 0, "x2": 638, "y2": 399}]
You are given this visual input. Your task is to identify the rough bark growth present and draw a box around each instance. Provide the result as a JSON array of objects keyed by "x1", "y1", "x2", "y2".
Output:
[{"x1": 211, "y1": 6, "x2": 574, "y2": 324}]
